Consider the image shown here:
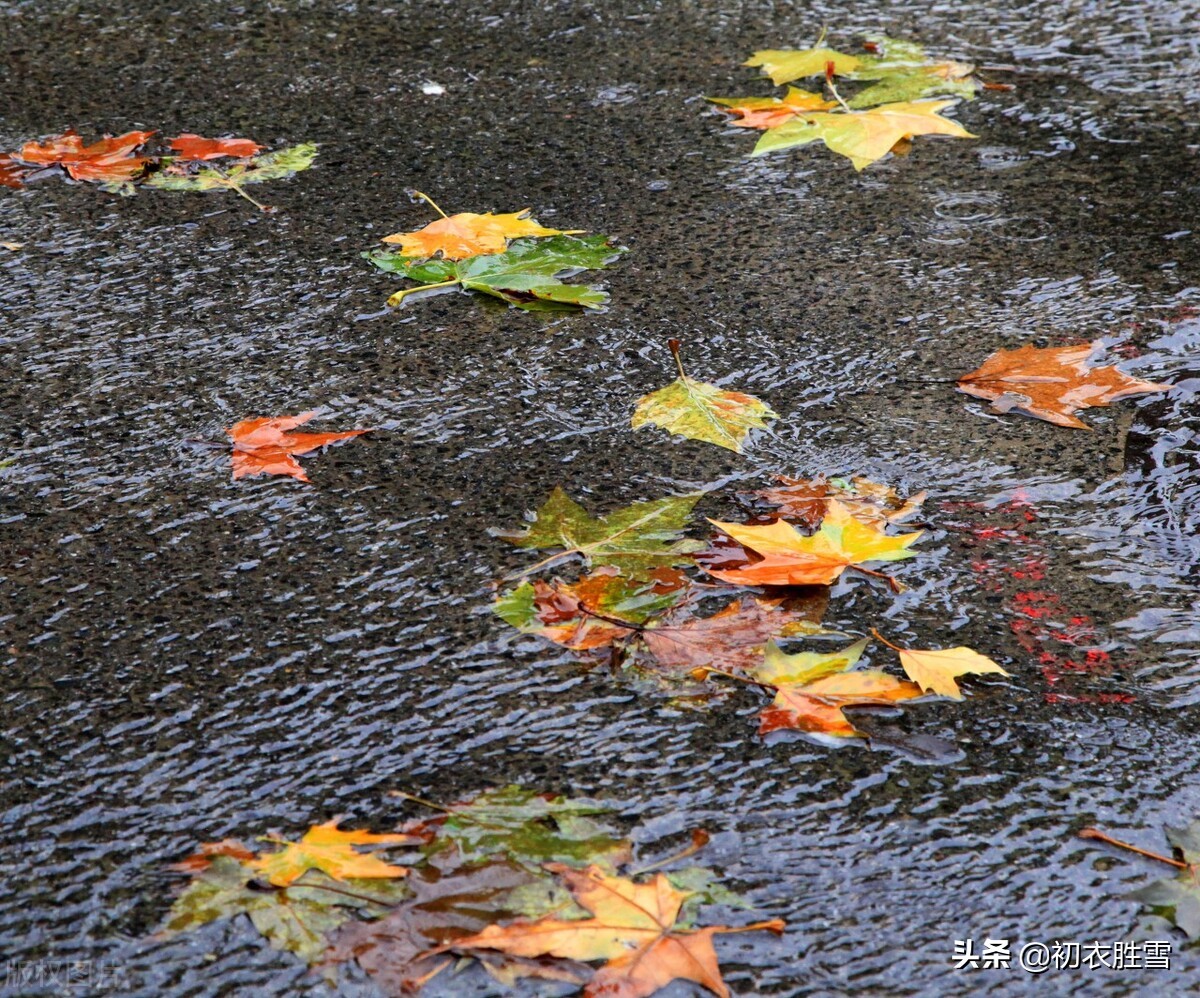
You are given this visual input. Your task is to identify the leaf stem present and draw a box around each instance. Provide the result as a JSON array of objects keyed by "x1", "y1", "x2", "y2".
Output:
[
  {"x1": 826, "y1": 77, "x2": 854, "y2": 114},
  {"x1": 853, "y1": 566, "x2": 904, "y2": 594},
  {"x1": 631, "y1": 829, "x2": 710, "y2": 875},
  {"x1": 668, "y1": 338, "x2": 687, "y2": 380},
  {"x1": 388, "y1": 279, "x2": 461, "y2": 307},
  {"x1": 1078, "y1": 827, "x2": 1189, "y2": 870},
  {"x1": 410, "y1": 189, "x2": 449, "y2": 218},
  {"x1": 869, "y1": 628, "x2": 904, "y2": 653},
  {"x1": 212, "y1": 167, "x2": 271, "y2": 212},
  {"x1": 388, "y1": 790, "x2": 453, "y2": 813}
]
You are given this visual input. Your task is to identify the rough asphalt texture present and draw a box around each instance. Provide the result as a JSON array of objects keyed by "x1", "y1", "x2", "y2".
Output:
[{"x1": 1, "y1": 0, "x2": 1199, "y2": 995}]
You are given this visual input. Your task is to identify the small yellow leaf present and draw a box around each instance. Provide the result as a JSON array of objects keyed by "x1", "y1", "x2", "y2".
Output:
[
  {"x1": 250, "y1": 820, "x2": 416, "y2": 887},
  {"x1": 896, "y1": 645, "x2": 1010, "y2": 699},
  {"x1": 744, "y1": 47, "x2": 862, "y2": 86},
  {"x1": 383, "y1": 209, "x2": 580, "y2": 260}
]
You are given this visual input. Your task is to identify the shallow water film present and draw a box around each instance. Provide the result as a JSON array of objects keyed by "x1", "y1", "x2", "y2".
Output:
[{"x1": 2, "y1": 0, "x2": 1200, "y2": 995}]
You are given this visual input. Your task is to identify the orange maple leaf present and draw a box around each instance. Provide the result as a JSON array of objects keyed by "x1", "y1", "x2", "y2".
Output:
[
  {"x1": 19, "y1": 129, "x2": 155, "y2": 182},
  {"x1": 446, "y1": 863, "x2": 784, "y2": 998},
  {"x1": 708, "y1": 87, "x2": 837, "y2": 129},
  {"x1": 169, "y1": 133, "x2": 263, "y2": 161},
  {"x1": 226, "y1": 411, "x2": 371, "y2": 483},
  {"x1": 0, "y1": 153, "x2": 30, "y2": 189},
  {"x1": 382, "y1": 194, "x2": 584, "y2": 260},
  {"x1": 250, "y1": 820, "x2": 421, "y2": 887},
  {"x1": 957, "y1": 341, "x2": 1171, "y2": 429}
]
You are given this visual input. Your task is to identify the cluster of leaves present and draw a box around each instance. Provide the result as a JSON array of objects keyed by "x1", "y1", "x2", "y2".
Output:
[
  {"x1": 162, "y1": 786, "x2": 783, "y2": 996},
  {"x1": 709, "y1": 33, "x2": 991, "y2": 169},
  {"x1": 956, "y1": 341, "x2": 1170, "y2": 429},
  {"x1": 365, "y1": 191, "x2": 625, "y2": 311},
  {"x1": 0, "y1": 129, "x2": 315, "y2": 209},
  {"x1": 492, "y1": 478, "x2": 1010, "y2": 742}
]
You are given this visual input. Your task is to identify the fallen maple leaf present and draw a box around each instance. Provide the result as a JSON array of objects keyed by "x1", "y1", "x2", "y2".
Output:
[
  {"x1": 637, "y1": 595, "x2": 827, "y2": 676},
  {"x1": 444, "y1": 863, "x2": 785, "y2": 998},
  {"x1": 0, "y1": 154, "x2": 31, "y2": 189},
  {"x1": 147, "y1": 143, "x2": 316, "y2": 211},
  {"x1": 632, "y1": 340, "x2": 777, "y2": 453},
  {"x1": 169, "y1": 133, "x2": 264, "y2": 160},
  {"x1": 18, "y1": 128, "x2": 155, "y2": 183},
  {"x1": 753, "y1": 99, "x2": 975, "y2": 170},
  {"x1": 226, "y1": 411, "x2": 371, "y2": 483},
  {"x1": 704, "y1": 500, "x2": 922, "y2": 587},
  {"x1": 383, "y1": 194, "x2": 581, "y2": 261},
  {"x1": 251, "y1": 819, "x2": 420, "y2": 887},
  {"x1": 755, "y1": 639, "x2": 924, "y2": 736},
  {"x1": 493, "y1": 487, "x2": 703, "y2": 579},
  {"x1": 956, "y1": 341, "x2": 1171, "y2": 429},
  {"x1": 751, "y1": 475, "x2": 925, "y2": 531},
  {"x1": 745, "y1": 46, "x2": 863, "y2": 85},
  {"x1": 707, "y1": 87, "x2": 836, "y2": 129},
  {"x1": 873, "y1": 629, "x2": 1010, "y2": 699},
  {"x1": 368, "y1": 233, "x2": 625, "y2": 310},
  {"x1": 496, "y1": 568, "x2": 687, "y2": 651}
]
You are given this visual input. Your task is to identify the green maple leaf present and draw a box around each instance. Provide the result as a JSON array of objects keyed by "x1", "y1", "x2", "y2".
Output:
[
  {"x1": 412, "y1": 786, "x2": 632, "y2": 871},
  {"x1": 848, "y1": 72, "x2": 977, "y2": 108},
  {"x1": 365, "y1": 234, "x2": 624, "y2": 310},
  {"x1": 146, "y1": 143, "x2": 317, "y2": 210},
  {"x1": 492, "y1": 487, "x2": 704, "y2": 578},
  {"x1": 162, "y1": 856, "x2": 407, "y2": 963},
  {"x1": 632, "y1": 342, "x2": 776, "y2": 453},
  {"x1": 1128, "y1": 822, "x2": 1200, "y2": 937}
]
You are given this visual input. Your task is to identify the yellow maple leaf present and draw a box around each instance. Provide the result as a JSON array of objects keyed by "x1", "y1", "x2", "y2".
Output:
[
  {"x1": 874, "y1": 630, "x2": 1010, "y2": 699},
  {"x1": 744, "y1": 47, "x2": 863, "y2": 85},
  {"x1": 753, "y1": 99, "x2": 975, "y2": 170},
  {"x1": 704, "y1": 500, "x2": 922, "y2": 587},
  {"x1": 382, "y1": 208, "x2": 580, "y2": 260},
  {"x1": 250, "y1": 820, "x2": 417, "y2": 887}
]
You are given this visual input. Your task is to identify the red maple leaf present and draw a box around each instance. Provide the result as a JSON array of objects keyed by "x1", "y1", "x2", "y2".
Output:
[
  {"x1": 18, "y1": 129, "x2": 155, "y2": 182},
  {"x1": 226, "y1": 412, "x2": 372, "y2": 483},
  {"x1": 169, "y1": 134, "x2": 264, "y2": 161}
]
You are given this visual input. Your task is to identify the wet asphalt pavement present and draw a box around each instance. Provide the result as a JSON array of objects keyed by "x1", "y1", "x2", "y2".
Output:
[{"x1": 2, "y1": 0, "x2": 1200, "y2": 995}]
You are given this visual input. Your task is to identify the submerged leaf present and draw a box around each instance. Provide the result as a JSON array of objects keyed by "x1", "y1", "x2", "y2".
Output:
[
  {"x1": 1126, "y1": 822, "x2": 1200, "y2": 938},
  {"x1": 493, "y1": 487, "x2": 703, "y2": 579},
  {"x1": 751, "y1": 475, "x2": 925, "y2": 531},
  {"x1": 753, "y1": 99, "x2": 974, "y2": 170},
  {"x1": 146, "y1": 143, "x2": 317, "y2": 209},
  {"x1": 632, "y1": 341, "x2": 776, "y2": 453},
  {"x1": 957, "y1": 341, "x2": 1171, "y2": 429}
]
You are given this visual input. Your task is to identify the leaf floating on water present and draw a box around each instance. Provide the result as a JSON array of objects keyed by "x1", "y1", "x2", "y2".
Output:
[
  {"x1": 383, "y1": 205, "x2": 579, "y2": 260},
  {"x1": 956, "y1": 341, "x2": 1171, "y2": 429},
  {"x1": 147, "y1": 142, "x2": 317, "y2": 211},
  {"x1": 745, "y1": 47, "x2": 864, "y2": 86},
  {"x1": 442, "y1": 863, "x2": 785, "y2": 998},
  {"x1": 226, "y1": 411, "x2": 372, "y2": 483},
  {"x1": 754, "y1": 639, "x2": 924, "y2": 737},
  {"x1": 493, "y1": 487, "x2": 704, "y2": 579},
  {"x1": 18, "y1": 128, "x2": 155, "y2": 183},
  {"x1": 704, "y1": 500, "x2": 922, "y2": 588},
  {"x1": 249, "y1": 820, "x2": 420, "y2": 887},
  {"x1": 707, "y1": 88, "x2": 836, "y2": 129},
  {"x1": 168, "y1": 133, "x2": 264, "y2": 160},
  {"x1": 752, "y1": 100, "x2": 975, "y2": 170},
  {"x1": 873, "y1": 630, "x2": 1010, "y2": 699},
  {"x1": 632, "y1": 340, "x2": 777, "y2": 453}
]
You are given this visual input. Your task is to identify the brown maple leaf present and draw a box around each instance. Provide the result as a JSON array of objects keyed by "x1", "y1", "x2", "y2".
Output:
[
  {"x1": 637, "y1": 594, "x2": 827, "y2": 675},
  {"x1": 169, "y1": 133, "x2": 264, "y2": 161},
  {"x1": 18, "y1": 129, "x2": 155, "y2": 183},
  {"x1": 443, "y1": 863, "x2": 784, "y2": 998},
  {"x1": 957, "y1": 341, "x2": 1171, "y2": 429},
  {"x1": 0, "y1": 153, "x2": 31, "y2": 189},
  {"x1": 751, "y1": 475, "x2": 925, "y2": 532},
  {"x1": 226, "y1": 411, "x2": 372, "y2": 483}
]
